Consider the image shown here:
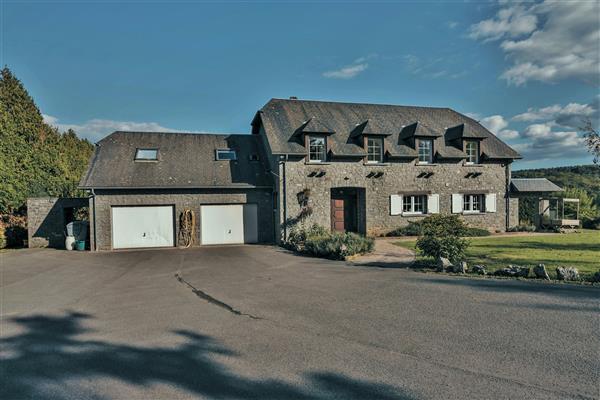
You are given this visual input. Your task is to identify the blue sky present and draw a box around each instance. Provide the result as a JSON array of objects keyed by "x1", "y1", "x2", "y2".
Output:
[{"x1": 2, "y1": 0, "x2": 598, "y2": 170}]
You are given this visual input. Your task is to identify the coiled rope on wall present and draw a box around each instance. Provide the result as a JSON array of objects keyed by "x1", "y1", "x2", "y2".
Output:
[{"x1": 179, "y1": 209, "x2": 196, "y2": 248}]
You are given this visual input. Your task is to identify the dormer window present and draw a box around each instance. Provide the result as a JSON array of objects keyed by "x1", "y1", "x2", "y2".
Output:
[
  {"x1": 216, "y1": 149, "x2": 237, "y2": 160},
  {"x1": 308, "y1": 136, "x2": 326, "y2": 162},
  {"x1": 366, "y1": 137, "x2": 383, "y2": 163},
  {"x1": 465, "y1": 140, "x2": 479, "y2": 164},
  {"x1": 418, "y1": 139, "x2": 433, "y2": 164},
  {"x1": 135, "y1": 148, "x2": 158, "y2": 161}
]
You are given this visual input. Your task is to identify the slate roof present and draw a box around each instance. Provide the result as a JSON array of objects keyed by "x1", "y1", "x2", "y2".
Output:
[
  {"x1": 79, "y1": 131, "x2": 272, "y2": 189},
  {"x1": 253, "y1": 98, "x2": 521, "y2": 160},
  {"x1": 510, "y1": 178, "x2": 563, "y2": 193}
]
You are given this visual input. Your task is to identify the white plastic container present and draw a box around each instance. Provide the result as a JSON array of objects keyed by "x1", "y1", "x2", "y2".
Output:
[{"x1": 65, "y1": 236, "x2": 76, "y2": 251}]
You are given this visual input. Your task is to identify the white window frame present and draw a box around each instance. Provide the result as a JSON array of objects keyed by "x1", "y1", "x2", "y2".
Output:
[
  {"x1": 366, "y1": 137, "x2": 383, "y2": 164},
  {"x1": 216, "y1": 149, "x2": 237, "y2": 160},
  {"x1": 135, "y1": 148, "x2": 159, "y2": 161},
  {"x1": 465, "y1": 140, "x2": 479, "y2": 164},
  {"x1": 418, "y1": 139, "x2": 433, "y2": 164},
  {"x1": 463, "y1": 194, "x2": 485, "y2": 213},
  {"x1": 308, "y1": 136, "x2": 326, "y2": 163},
  {"x1": 402, "y1": 195, "x2": 427, "y2": 215}
]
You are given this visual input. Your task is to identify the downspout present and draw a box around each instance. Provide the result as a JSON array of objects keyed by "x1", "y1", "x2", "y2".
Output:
[
  {"x1": 505, "y1": 163, "x2": 511, "y2": 231},
  {"x1": 90, "y1": 188, "x2": 97, "y2": 251},
  {"x1": 281, "y1": 154, "x2": 288, "y2": 242}
]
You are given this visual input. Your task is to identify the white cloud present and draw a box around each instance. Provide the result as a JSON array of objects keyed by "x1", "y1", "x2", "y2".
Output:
[
  {"x1": 515, "y1": 121, "x2": 588, "y2": 161},
  {"x1": 479, "y1": 114, "x2": 519, "y2": 141},
  {"x1": 447, "y1": 21, "x2": 459, "y2": 29},
  {"x1": 497, "y1": 129, "x2": 519, "y2": 140},
  {"x1": 43, "y1": 114, "x2": 181, "y2": 142},
  {"x1": 470, "y1": 1, "x2": 600, "y2": 85},
  {"x1": 512, "y1": 100, "x2": 597, "y2": 128},
  {"x1": 480, "y1": 115, "x2": 508, "y2": 134},
  {"x1": 322, "y1": 63, "x2": 368, "y2": 79},
  {"x1": 322, "y1": 56, "x2": 377, "y2": 80},
  {"x1": 401, "y1": 54, "x2": 464, "y2": 80},
  {"x1": 469, "y1": 4, "x2": 537, "y2": 41}
]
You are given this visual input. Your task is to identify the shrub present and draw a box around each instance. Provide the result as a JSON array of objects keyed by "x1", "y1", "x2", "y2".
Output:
[
  {"x1": 583, "y1": 217, "x2": 600, "y2": 230},
  {"x1": 415, "y1": 215, "x2": 470, "y2": 263},
  {"x1": 0, "y1": 225, "x2": 6, "y2": 249},
  {"x1": 0, "y1": 214, "x2": 27, "y2": 248},
  {"x1": 507, "y1": 224, "x2": 536, "y2": 232},
  {"x1": 416, "y1": 235, "x2": 469, "y2": 263},
  {"x1": 463, "y1": 227, "x2": 491, "y2": 237},
  {"x1": 286, "y1": 224, "x2": 374, "y2": 260},
  {"x1": 386, "y1": 221, "x2": 423, "y2": 237},
  {"x1": 420, "y1": 214, "x2": 467, "y2": 237}
]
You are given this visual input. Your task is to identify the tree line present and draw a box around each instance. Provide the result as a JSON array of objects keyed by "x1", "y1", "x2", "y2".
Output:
[{"x1": 0, "y1": 67, "x2": 93, "y2": 214}]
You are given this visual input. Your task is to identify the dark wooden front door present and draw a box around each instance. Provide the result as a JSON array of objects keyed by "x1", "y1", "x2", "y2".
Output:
[
  {"x1": 331, "y1": 190, "x2": 358, "y2": 233},
  {"x1": 331, "y1": 199, "x2": 345, "y2": 232}
]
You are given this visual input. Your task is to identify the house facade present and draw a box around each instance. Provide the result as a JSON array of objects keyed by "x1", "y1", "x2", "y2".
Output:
[
  {"x1": 253, "y1": 99, "x2": 520, "y2": 241},
  {"x1": 80, "y1": 98, "x2": 520, "y2": 250}
]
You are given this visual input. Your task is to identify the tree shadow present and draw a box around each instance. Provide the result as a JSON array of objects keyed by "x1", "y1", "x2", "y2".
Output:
[
  {"x1": 415, "y1": 276, "x2": 600, "y2": 302},
  {"x1": 0, "y1": 311, "x2": 417, "y2": 400}
]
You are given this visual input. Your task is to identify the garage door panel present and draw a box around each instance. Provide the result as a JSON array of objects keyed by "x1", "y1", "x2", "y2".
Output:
[
  {"x1": 112, "y1": 206, "x2": 174, "y2": 249},
  {"x1": 201, "y1": 204, "x2": 258, "y2": 245}
]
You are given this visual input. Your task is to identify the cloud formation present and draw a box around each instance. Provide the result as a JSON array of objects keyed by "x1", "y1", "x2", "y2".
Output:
[
  {"x1": 512, "y1": 101, "x2": 597, "y2": 128},
  {"x1": 322, "y1": 56, "x2": 374, "y2": 79},
  {"x1": 514, "y1": 121, "x2": 586, "y2": 161},
  {"x1": 470, "y1": 1, "x2": 600, "y2": 86},
  {"x1": 43, "y1": 114, "x2": 181, "y2": 142},
  {"x1": 479, "y1": 114, "x2": 519, "y2": 139}
]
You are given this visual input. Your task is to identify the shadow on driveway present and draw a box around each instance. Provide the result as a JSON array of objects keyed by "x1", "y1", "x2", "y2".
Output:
[
  {"x1": 0, "y1": 311, "x2": 417, "y2": 400},
  {"x1": 414, "y1": 275, "x2": 600, "y2": 302}
]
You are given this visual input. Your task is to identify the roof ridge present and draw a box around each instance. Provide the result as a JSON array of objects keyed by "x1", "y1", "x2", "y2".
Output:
[
  {"x1": 111, "y1": 131, "x2": 251, "y2": 136},
  {"x1": 268, "y1": 97, "x2": 452, "y2": 111}
]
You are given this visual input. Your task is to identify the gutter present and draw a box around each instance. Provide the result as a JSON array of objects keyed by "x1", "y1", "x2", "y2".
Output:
[
  {"x1": 505, "y1": 163, "x2": 511, "y2": 231},
  {"x1": 78, "y1": 185, "x2": 273, "y2": 190},
  {"x1": 90, "y1": 188, "x2": 97, "y2": 251}
]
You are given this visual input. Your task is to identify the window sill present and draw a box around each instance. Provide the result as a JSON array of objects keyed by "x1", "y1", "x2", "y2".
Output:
[
  {"x1": 402, "y1": 212, "x2": 427, "y2": 217},
  {"x1": 364, "y1": 162, "x2": 389, "y2": 166},
  {"x1": 462, "y1": 211, "x2": 484, "y2": 215},
  {"x1": 305, "y1": 161, "x2": 331, "y2": 165}
]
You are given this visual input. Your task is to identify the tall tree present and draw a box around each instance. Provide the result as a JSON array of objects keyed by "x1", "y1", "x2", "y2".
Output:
[
  {"x1": 580, "y1": 118, "x2": 599, "y2": 165},
  {"x1": 0, "y1": 67, "x2": 93, "y2": 213}
]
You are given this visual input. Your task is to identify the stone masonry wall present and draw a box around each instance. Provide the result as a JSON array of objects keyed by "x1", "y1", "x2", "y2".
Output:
[
  {"x1": 27, "y1": 197, "x2": 89, "y2": 248},
  {"x1": 276, "y1": 158, "x2": 512, "y2": 238},
  {"x1": 92, "y1": 188, "x2": 273, "y2": 250}
]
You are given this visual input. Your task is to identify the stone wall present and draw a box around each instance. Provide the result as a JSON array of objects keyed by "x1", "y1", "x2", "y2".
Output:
[
  {"x1": 273, "y1": 156, "x2": 513, "y2": 238},
  {"x1": 27, "y1": 197, "x2": 89, "y2": 248},
  {"x1": 92, "y1": 188, "x2": 274, "y2": 250}
]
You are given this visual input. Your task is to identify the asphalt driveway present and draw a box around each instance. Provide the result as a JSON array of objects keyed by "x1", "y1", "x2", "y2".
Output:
[{"x1": 1, "y1": 246, "x2": 598, "y2": 399}]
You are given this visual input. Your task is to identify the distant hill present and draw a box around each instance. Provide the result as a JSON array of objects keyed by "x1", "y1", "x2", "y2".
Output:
[{"x1": 513, "y1": 165, "x2": 600, "y2": 206}]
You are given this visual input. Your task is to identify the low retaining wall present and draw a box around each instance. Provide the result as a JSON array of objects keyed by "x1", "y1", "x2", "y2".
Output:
[{"x1": 27, "y1": 197, "x2": 89, "y2": 248}]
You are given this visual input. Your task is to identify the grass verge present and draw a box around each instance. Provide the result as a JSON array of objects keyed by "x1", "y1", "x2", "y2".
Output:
[{"x1": 394, "y1": 230, "x2": 600, "y2": 280}]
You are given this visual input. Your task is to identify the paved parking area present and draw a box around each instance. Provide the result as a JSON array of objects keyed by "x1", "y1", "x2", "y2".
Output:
[{"x1": 1, "y1": 246, "x2": 598, "y2": 399}]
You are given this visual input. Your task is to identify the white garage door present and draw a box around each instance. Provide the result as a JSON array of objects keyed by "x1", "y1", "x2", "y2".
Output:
[
  {"x1": 112, "y1": 206, "x2": 174, "y2": 249},
  {"x1": 200, "y1": 204, "x2": 258, "y2": 245}
]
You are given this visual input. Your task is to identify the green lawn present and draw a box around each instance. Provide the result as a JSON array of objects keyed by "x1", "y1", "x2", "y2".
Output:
[{"x1": 394, "y1": 230, "x2": 600, "y2": 279}]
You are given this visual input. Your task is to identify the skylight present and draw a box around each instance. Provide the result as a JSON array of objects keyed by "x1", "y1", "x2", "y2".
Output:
[
  {"x1": 216, "y1": 149, "x2": 237, "y2": 160},
  {"x1": 135, "y1": 148, "x2": 158, "y2": 161}
]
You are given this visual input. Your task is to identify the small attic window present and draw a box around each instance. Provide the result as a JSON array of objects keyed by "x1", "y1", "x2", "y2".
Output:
[
  {"x1": 135, "y1": 148, "x2": 158, "y2": 161},
  {"x1": 216, "y1": 149, "x2": 237, "y2": 160}
]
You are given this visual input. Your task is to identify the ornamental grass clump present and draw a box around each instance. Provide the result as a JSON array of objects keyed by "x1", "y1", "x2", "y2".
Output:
[{"x1": 416, "y1": 215, "x2": 470, "y2": 264}]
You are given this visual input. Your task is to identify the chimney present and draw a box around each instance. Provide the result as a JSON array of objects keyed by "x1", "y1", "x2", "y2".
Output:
[{"x1": 289, "y1": 96, "x2": 298, "y2": 100}]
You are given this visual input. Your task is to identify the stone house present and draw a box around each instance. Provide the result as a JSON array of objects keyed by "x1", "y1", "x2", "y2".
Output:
[{"x1": 79, "y1": 98, "x2": 521, "y2": 250}]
